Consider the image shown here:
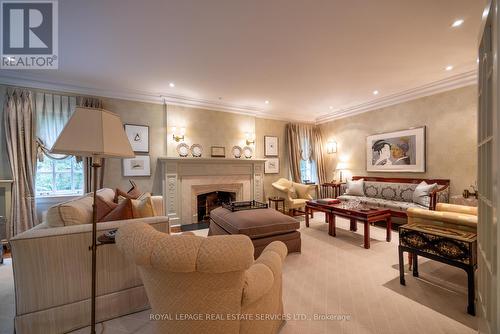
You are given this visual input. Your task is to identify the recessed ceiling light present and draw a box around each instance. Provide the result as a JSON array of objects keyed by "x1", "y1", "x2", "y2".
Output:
[
  {"x1": 477, "y1": 57, "x2": 479, "y2": 64},
  {"x1": 373, "y1": 90, "x2": 379, "y2": 95},
  {"x1": 169, "y1": 82, "x2": 175, "y2": 88},
  {"x1": 264, "y1": 100, "x2": 269, "y2": 104},
  {"x1": 445, "y1": 65, "x2": 453, "y2": 71},
  {"x1": 329, "y1": 106, "x2": 333, "y2": 110},
  {"x1": 451, "y1": 19, "x2": 464, "y2": 28}
]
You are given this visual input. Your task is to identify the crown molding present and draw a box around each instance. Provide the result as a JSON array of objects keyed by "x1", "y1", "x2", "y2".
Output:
[
  {"x1": 0, "y1": 72, "x2": 268, "y2": 117},
  {"x1": 0, "y1": 69, "x2": 477, "y2": 125},
  {"x1": 0, "y1": 72, "x2": 315, "y2": 122},
  {"x1": 315, "y1": 69, "x2": 478, "y2": 124}
]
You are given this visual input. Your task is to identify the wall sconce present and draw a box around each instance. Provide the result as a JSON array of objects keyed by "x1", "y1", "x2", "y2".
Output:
[
  {"x1": 172, "y1": 127, "x2": 186, "y2": 142},
  {"x1": 326, "y1": 141, "x2": 337, "y2": 154},
  {"x1": 245, "y1": 132, "x2": 255, "y2": 146}
]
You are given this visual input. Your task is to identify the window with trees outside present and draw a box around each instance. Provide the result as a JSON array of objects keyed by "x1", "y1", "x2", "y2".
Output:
[
  {"x1": 300, "y1": 159, "x2": 317, "y2": 184},
  {"x1": 36, "y1": 156, "x2": 84, "y2": 197}
]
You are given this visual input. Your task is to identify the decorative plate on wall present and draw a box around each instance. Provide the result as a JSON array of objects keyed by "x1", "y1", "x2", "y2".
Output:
[
  {"x1": 176, "y1": 143, "x2": 190, "y2": 157},
  {"x1": 232, "y1": 146, "x2": 242, "y2": 158},
  {"x1": 243, "y1": 146, "x2": 253, "y2": 159},
  {"x1": 190, "y1": 144, "x2": 203, "y2": 157}
]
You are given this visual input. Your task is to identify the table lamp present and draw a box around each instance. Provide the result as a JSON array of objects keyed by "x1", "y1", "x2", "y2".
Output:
[
  {"x1": 335, "y1": 162, "x2": 349, "y2": 182},
  {"x1": 51, "y1": 107, "x2": 134, "y2": 334}
]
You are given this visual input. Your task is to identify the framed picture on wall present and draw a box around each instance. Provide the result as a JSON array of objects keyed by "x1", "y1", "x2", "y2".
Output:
[
  {"x1": 211, "y1": 146, "x2": 226, "y2": 157},
  {"x1": 366, "y1": 126, "x2": 426, "y2": 172},
  {"x1": 124, "y1": 124, "x2": 149, "y2": 153},
  {"x1": 264, "y1": 136, "x2": 279, "y2": 156},
  {"x1": 265, "y1": 158, "x2": 280, "y2": 174},
  {"x1": 123, "y1": 155, "x2": 151, "y2": 176}
]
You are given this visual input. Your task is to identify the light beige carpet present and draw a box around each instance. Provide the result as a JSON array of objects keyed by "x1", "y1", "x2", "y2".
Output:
[{"x1": 0, "y1": 214, "x2": 477, "y2": 334}]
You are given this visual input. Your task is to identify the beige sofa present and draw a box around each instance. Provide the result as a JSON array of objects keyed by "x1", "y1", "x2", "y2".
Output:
[
  {"x1": 116, "y1": 222, "x2": 288, "y2": 334},
  {"x1": 9, "y1": 188, "x2": 169, "y2": 334}
]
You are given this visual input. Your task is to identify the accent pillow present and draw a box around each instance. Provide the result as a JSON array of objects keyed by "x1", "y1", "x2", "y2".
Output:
[
  {"x1": 345, "y1": 178, "x2": 365, "y2": 196},
  {"x1": 412, "y1": 181, "x2": 438, "y2": 207},
  {"x1": 131, "y1": 194, "x2": 156, "y2": 218},
  {"x1": 46, "y1": 196, "x2": 94, "y2": 227},
  {"x1": 289, "y1": 187, "x2": 298, "y2": 199},
  {"x1": 100, "y1": 198, "x2": 134, "y2": 222},
  {"x1": 96, "y1": 196, "x2": 118, "y2": 222}
]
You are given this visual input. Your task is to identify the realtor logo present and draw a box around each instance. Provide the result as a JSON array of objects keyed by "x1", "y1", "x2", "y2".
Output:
[{"x1": 1, "y1": 0, "x2": 58, "y2": 69}]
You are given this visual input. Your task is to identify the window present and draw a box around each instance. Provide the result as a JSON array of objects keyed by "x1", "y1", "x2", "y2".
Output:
[
  {"x1": 36, "y1": 156, "x2": 84, "y2": 197},
  {"x1": 300, "y1": 159, "x2": 317, "y2": 183}
]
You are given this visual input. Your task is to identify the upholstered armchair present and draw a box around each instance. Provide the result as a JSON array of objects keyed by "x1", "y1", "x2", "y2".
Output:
[
  {"x1": 116, "y1": 222, "x2": 287, "y2": 334},
  {"x1": 271, "y1": 178, "x2": 315, "y2": 216}
]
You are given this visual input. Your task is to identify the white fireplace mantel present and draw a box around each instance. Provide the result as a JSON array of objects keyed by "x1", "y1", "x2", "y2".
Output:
[{"x1": 159, "y1": 157, "x2": 265, "y2": 225}]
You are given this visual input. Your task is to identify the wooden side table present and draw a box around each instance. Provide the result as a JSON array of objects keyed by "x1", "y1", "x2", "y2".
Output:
[
  {"x1": 321, "y1": 182, "x2": 344, "y2": 198},
  {"x1": 399, "y1": 223, "x2": 477, "y2": 315},
  {"x1": 268, "y1": 197, "x2": 285, "y2": 214}
]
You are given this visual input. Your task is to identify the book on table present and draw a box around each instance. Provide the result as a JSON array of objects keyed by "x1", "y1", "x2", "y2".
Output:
[{"x1": 316, "y1": 198, "x2": 341, "y2": 205}]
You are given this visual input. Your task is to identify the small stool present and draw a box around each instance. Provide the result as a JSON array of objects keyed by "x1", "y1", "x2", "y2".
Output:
[{"x1": 268, "y1": 197, "x2": 285, "y2": 214}]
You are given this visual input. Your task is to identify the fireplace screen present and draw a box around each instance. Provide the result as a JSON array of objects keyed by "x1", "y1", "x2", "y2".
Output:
[{"x1": 197, "y1": 191, "x2": 236, "y2": 222}]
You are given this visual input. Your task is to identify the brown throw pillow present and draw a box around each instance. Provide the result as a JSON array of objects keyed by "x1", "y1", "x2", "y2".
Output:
[
  {"x1": 96, "y1": 196, "x2": 118, "y2": 222},
  {"x1": 100, "y1": 198, "x2": 134, "y2": 222}
]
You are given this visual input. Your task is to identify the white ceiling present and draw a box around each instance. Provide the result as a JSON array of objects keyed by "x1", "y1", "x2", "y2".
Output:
[{"x1": 0, "y1": 0, "x2": 487, "y2": 122}]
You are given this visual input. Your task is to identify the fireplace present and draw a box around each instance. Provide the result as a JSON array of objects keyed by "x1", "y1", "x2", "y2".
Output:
[
  {"x1": 160, "y1": 157, "x2": 265, "y2": 225},
  {"x1": 197, "y1": 191, "x2": 236, "y2": 222}
]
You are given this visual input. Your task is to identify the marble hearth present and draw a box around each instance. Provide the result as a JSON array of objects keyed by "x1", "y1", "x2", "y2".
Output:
[{"x1": 159, "y1": 157, "x2": 265, "y2": 225}]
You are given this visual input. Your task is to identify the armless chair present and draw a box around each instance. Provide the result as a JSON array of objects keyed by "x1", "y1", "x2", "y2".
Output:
[
  {"x1": 271, "y1": 178, "x2": 316, "y2": 216},
  {"x1": 116, "y1": 222, "x2": 287, "y2": 334}
]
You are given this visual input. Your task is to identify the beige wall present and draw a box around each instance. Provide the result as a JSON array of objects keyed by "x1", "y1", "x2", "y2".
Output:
[
  {"x1": 255, "y1": 118, "x2": 290, "y2": 198},
  {"x1": 100, "y1": 97, "x2": 166, "y2": 195},
  {"x1": 319, "y1": 85, "x2": 478, "y2": 196},
  {"x1": 103, "y1": 100, "x2": 289, "y2": 199}
]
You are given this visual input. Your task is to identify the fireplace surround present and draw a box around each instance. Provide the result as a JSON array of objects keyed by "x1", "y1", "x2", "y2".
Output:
[{"x1": 159, "y1": 157, "x2": 265, "y2": 225}]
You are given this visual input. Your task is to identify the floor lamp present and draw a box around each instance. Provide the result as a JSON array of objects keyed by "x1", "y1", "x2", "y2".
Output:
[{"x1": 51, "y1": 107, "x2": 134, "y2": 334}]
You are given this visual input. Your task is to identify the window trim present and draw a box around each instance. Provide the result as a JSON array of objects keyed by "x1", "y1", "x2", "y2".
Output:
[{"x1": 35, "y1": 156, "x2": 84, "y2": 198}]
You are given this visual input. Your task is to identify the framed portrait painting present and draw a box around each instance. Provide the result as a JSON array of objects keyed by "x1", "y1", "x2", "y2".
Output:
[
  {"x1": 124, "y1": 124, "x2": 149, "y2": 153},
  {"x1": 264, "y1": 136, "x2": 279, "y2": 157},
  {"x1": 366, "y1": 126, "x2": 426, "y2": 172},
  {"x1": 123, "y1": 155, "x2": 151, "y2": 176}
]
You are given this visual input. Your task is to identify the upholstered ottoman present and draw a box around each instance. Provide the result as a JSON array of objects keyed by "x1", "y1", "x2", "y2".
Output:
[{"x1": 209, "y1": 207, "x2": 301, "y2": 258}]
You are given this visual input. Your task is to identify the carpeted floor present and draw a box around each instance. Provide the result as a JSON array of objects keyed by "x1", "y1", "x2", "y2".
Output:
[{"x1": 0, "y1": 214, "x2": 477, "y2": 334}]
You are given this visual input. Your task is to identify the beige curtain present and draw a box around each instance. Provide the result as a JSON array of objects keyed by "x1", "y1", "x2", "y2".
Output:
[
  {"x1": 312, "y1": 127, "x2": 328, "y2": 197},
  {"x1": 4, "y1": 89, "x2": 38, "y2": 237},
  {"x1": 285, "y1": 123, "x2": 302, "y2": 182},
  {"x1": 285, "y1": 123, "x2": 328, "y2": 194},
  {"x1": 78, "y1": 97, "x2": 104, "y2": 193},
  {"x1": 35, "y1": 93, "x2": 77, "y2": 161}
]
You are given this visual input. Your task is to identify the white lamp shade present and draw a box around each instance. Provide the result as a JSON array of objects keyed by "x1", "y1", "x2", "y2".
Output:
[
  {"x1": 335, "y1": 162, "x2": 349, "y2": 170},
  {"x1": 50, "y1": 107, "x2": 134, "y2": 158}
]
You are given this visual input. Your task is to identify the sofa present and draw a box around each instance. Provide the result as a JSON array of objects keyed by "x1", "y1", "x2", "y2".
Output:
[
  {"x1": 338, "y1": 176, "x2": 450, "y2": 222},
  {"x1": 271, "y1": 178, "x2": 316, "y2": 215},
  {"x1": 116, "y1": 222, "x2": 287, "y2": 334},
  {"x1": 9, "y1": 188, "x2": 169, "y2": 334}
]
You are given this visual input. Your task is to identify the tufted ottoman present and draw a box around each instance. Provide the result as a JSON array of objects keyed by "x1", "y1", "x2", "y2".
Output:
[{"x1": 209, "y1": 207, "x2": 301, "y2": 258}]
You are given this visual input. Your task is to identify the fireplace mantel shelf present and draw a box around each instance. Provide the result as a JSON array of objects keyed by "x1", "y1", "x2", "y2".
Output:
[{"x1": 158, "y1": 157, "x2": 266, "y2": 163}]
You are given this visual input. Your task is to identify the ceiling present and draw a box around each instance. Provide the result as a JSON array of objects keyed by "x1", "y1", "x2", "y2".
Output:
[{"x1": 0, "y1": 0, "x2": 487, "y2": 122}]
